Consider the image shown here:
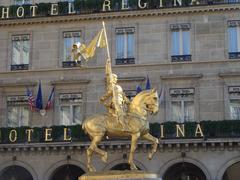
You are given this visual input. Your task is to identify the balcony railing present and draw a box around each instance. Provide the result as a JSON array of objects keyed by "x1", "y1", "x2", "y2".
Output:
[
  {"x1": 11, "y1": 64, "x2": 29, "y2": 71},
  {"x1": 171, "y1": 55, "x2": 192, "y2": 62},
  {"x1": 62, "y1": 61, "x2": 81, "y2": 68},
  {"x1": 229, "y1": 52, "x2": 240, "y2": 59},
  {"x1": 116, "y1": 58, "x2": 135, "y2": 65}
]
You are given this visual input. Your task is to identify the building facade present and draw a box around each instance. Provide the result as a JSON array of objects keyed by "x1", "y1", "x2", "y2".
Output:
[{"x1": 0, "y1": 0, "x2": 240, "y2": 180}]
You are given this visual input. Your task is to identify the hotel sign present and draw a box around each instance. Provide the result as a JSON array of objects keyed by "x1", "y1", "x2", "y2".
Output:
[
  {"x1": 0, "y1": 123, "x2": 204, "y2": 144},
  {"x1": 0, "y1": 0, "x2": 235, "y2": 20}
]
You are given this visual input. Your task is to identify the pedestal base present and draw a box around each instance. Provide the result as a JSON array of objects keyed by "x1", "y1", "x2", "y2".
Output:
[{"x1": 79, "y1": 170, "x2": 161, "y2": 180}]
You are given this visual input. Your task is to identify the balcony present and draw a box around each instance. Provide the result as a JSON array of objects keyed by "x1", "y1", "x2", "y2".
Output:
[
  {"x1": 62, "y1": 61, "x2": 81, "y2": 68},
  {"x1": 171, "y1": 55, "x2": 192, "y2": 62},
  {"x1": 11, "y1": 64, "x2": 29, "y2": 71},
  {"x1": 115, "y1": 58, "x2": 135, "y2": 65},
  {"x1": 229, "y1": 52, "x2": 240, "y2": 59}
]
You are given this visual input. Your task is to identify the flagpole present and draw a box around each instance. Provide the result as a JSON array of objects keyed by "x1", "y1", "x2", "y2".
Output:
[{"x1": 102, "y1": 21, "x2": 111, "y2": 60}]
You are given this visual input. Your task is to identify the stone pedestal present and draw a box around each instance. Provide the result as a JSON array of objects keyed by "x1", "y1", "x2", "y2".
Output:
[{"x1": 79, "y1": 170, "x2": 161, "y2": 180}]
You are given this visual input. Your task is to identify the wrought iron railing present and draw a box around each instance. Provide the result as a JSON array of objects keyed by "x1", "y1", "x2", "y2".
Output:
[
  {"x1": 11, "y1": 64, "x2": 29, "y2": 71},
  {"x1": 115, "y1": 58, "x2": 135, "y2": 65},
  {"x1": 229, "y1": 52, "x2": 240, "y2": 59},
  {"x1": 62, "y1": 61, "x2": 81, "y2": 68},
  {"x1": 171, "y1": 55, "x2": 192, "y2": 62}
]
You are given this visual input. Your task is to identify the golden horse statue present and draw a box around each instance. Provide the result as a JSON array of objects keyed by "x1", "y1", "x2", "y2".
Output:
[{"x1": 82, "y1": 89, "x2": 159, "y2": 172}]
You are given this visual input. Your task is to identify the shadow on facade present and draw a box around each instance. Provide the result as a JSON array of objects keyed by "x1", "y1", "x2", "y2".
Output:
[
  {"x1": 50, "y1": 164, "x2": 85, "y2": 180},
  {"x1": 110, "y1": 163, "x2": 141, "y2": 170},
  {"x1": 0, "y1": 165, "x2": 33, "y2": 180},
  {"x1": 222, "y1": 161, "x2": 240, "y2": 180},
  {"x1": 163, "y1": 162, "x2": 206, "y2": 180}
]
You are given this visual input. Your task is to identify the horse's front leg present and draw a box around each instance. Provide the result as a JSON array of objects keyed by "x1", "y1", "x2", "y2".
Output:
[
  {"x1": 128, "y1": 132, "x2": 140, "y2": 170},
  {"x1": 142, "y1": 133, "x2": 159, "y2": 160}
]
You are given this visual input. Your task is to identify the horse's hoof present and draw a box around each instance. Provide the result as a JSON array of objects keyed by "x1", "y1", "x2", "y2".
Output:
[
  {"x1": 148, "y1": 153, "x2": 153, "y2": 160},
  {"x1": 130, "y1": 164, "x2": 138, "y2": 170},
  {"x1": 88, "y1": 165, "x2": 96, "y2": 172},
  {"x1": 101, "y1": 152, "x2": 108, "y2": 163}
]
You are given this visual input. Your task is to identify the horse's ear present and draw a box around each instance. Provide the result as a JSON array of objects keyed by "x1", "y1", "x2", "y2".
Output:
[{"x1": 151, "y1": 88, "x2": 156, "y2": 93}]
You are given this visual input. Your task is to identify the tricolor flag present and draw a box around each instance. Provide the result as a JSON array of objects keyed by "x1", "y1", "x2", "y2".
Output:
[
  {"x1": 26, "y1": 88, "x2": 35, "y2": 112},
  {"x1": 45, "y1": 87, "x2": 55, "y2": 110},
  {"x1": 35, "y1": 81, "x2": 43, "y2": 111}
]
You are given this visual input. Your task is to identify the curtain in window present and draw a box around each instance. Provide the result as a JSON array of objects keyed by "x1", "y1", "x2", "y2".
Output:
[
  {"x1": 182, "y1": 31, "x2": 190, "y2": 55},
  {"x1": 12, "y1": 41, "x2": 21, "y2": 65},
  {"x1": 7, "y1": 106, "x2": 18, "y2": 127},
  {"x1": 21, "y1": 106, "x2": 29, "y2": 126},
  {"x1": 22, "y1": 40, "x2": 30, "y2": 64},
  {"x1": 228, "y1": 27, "x2": 238, "y2": 53},
  {"x1": 60, "y1": 106, "x2": 71, "y2": 125},
  {"x1": 171, "y1": 31, "x2": 180, "y2": 55},
  {"x1": 184, "y1": 101, "x2": 194, "y2": 121},
  {"x1": 7, "y1": 106, "x2": 29, "y2": 127},
  {"x1": 116, "y1": 34, "x2": 124, "y2": 59},
  {"x1": 171, "y1": 101, "x2": 182, "y2": 122},
  {"x1": 230, "y1": 100, "x2": 240, "y2": 120},
  {"x1": 127, "y1": 33, "x2": 134, "y2": 58},
  {"x1": 73, "y1": 105, "x2": 81, "y2": 124}
]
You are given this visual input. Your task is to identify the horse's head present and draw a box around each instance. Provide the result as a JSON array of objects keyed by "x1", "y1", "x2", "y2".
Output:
[
  {"x1": 143, "y1": 89, "x2": 159, "y2": 115},
  {"x1": 130, "y1": 89, "x2": 159, "y2": 117}
]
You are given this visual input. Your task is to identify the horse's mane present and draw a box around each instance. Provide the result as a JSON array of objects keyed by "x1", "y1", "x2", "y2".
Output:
[{"x1": 131, "y1": 90, "x2": 152, "y2": 106}]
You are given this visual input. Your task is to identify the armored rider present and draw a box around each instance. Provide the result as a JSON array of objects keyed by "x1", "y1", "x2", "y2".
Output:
[{"x1": 100, "y1": 73, "x2": 130, "y2": 131}]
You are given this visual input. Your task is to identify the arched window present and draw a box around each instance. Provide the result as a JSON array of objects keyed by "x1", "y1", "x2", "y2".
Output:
[
  {"x1": 163, "y1": 162, "x2": 206, "y2": 180},
  {"x1": 223, "y1": 161, "x2": 240, "y2": 180},
  {"x1": 50, "y1": 164, "x2": 85, "y2": 180},
  {"x1": 0, "y1": 165, "x2": 33, "y2": 180}
]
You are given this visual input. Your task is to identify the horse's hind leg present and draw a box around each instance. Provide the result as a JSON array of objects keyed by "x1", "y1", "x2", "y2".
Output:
[
  {"x1": 87, "y1": 135, "x2": 108, "y2": 172},
  {"x1": 142, "y1": 133, "x2": 159, "y2": 160}
]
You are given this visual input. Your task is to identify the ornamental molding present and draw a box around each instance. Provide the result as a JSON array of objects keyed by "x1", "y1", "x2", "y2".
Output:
[
  {"x1": 0, "y1": 4, "x2": 239, "y2": 27},
  {"x1": 0, "y1": 139, "x2": 239, "y2": 153},
  {"x1": 160, "y1": 73, "x2": 203, "y2": 80},
  {"x1": 219, "y1": 72, "x2": 240, "y2": 78},
  {"x1": 50, "y1": 79, "x2": 90, "y2": 85},
  {"x1": 0, "y1": 82, "x2": 37, "y2": 87}
]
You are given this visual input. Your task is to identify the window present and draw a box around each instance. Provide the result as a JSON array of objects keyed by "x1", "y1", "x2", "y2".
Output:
[
  {"x1": 63, "y1": 31, "x2": 81, "y2": 67},
  {"x1": 59, "y1": 93, "x2": 83, "y2": 125},
  {"x1": 7, "y1": 96, "x2": 29, "y2": 127},
  {"x1": 11, "y1": 35, "x2": 30, "y2": 71},
  {"x1": 170, "y1": 88, "x2": 195, "y2": 122},
  {"x1": 14, "y1": 0, "x2": 31, "y2": 5},
  {"x1": 228, "y1": 21, "x2": 240, "y2": 59},
  {"x1": 170, "y1": 24, "x2": 191, "y2": 62},
  {"x1": 115, "y1": 27, "x2": 135, "y2": 65},
  {"x1": 228, "y1": 86, "x2": 240, "y2": 119}
]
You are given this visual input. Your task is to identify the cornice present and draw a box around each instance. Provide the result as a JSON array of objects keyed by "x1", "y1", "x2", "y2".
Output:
[
  {"x1": 160, "y1": 73, "x2": 203, "y2": 80},
  {"x1": 0, "y1": 4, "x2": 239, "y2": 27},
  {"x1": 0, "y1": 82, "x2": 37, "y2": 87},
  {"x1": 0, "y1": 138, "x2": 239, "y2": 153},
  {"x1": 219, "y1": 72, "x2": 240, "y2": 78},
  {"x1": 50, "y1": 79, "x2": 90, "y2": 85}
]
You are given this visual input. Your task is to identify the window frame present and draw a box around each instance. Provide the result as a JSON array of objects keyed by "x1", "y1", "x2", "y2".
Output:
[
  {"x1": 11, "y1": 34, "x2": 31, "y2": 71},
  {"x1": 6, "y1": 95, "x2": 30, "y2": 127},
  {"x1": 227, "y1": 20, "x2": 240, "y2": 59},
  {"x1": 170, "y1": 23, "x2": 192, "y2": 62},
  {"x1": 115, "y1": 27, "x2": 135, "y2": 65},
  {"x1": 168, "y1": 88, "x2": 195, "y2": 123},
  {"x1": 59, "y1": 93, "x2": 83, "y2": 126}
]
